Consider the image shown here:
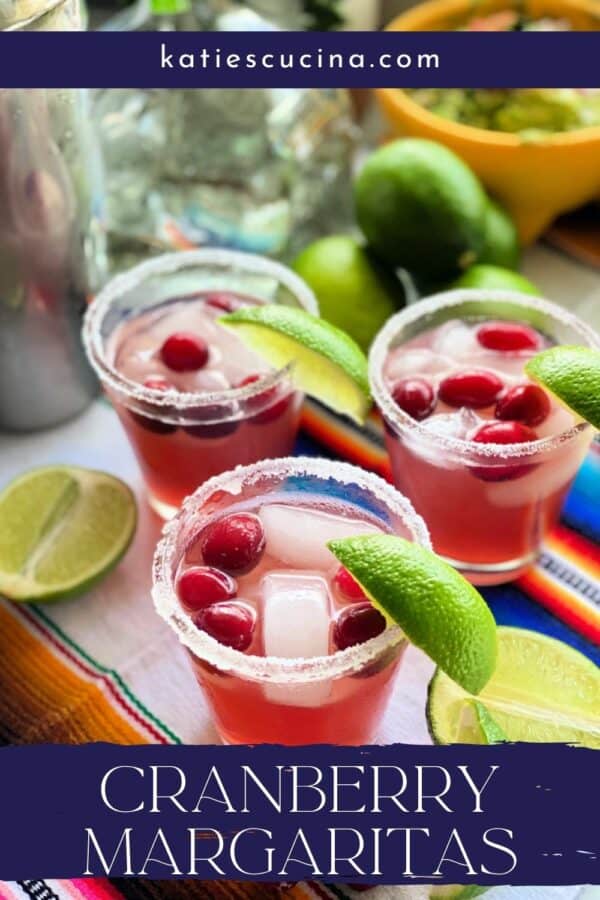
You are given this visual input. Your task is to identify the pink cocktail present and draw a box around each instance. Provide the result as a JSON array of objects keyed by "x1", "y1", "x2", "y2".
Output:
[
  {"x1": 84, "y1": 250, "x2": 317, "y2": 518},
  {"x1": 152, "y1": 457, "x2": 430, "y2": 745},
  {"x1": 370, "y1": 290, "x2": 600, "y2": 585}
]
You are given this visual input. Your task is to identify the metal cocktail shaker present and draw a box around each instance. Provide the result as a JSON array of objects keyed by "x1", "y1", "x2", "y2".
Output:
[{"x1": 0, "y1": 88, "x2": 106, "y2": 431}]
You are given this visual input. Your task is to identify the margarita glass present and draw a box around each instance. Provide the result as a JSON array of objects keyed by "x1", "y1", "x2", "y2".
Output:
[
  {"x1": 83, "y1": 249, "x2": 317, "y2": 518},
  {"x1": 152, "y1": 457, "x2": 430, "y2": 745},
  {"x1": 370, "y1": 290, "x2": 600, "y2": 585}
]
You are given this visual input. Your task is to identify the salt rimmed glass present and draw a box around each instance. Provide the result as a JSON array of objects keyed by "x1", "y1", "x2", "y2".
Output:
[
  {"x1": 83, "y1": 249, "x2": 318, "y2": 518},
  {"x1": 370, "y1": 289, "x2": 600, "y2": 586},
  {"x1": 153, "y1": 456, "x2": 430, "y2": 746}
]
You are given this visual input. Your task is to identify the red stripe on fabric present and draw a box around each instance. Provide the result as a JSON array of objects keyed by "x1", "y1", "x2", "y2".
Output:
[
  {"x1": 16, "y1": 607, "x2": 168, "y2": 744},
  {"x1": 71, "y1": 880, "x2": 124, "y2": 900},
  {"x1": 551, "y1": 523, "x2": 600, "y2": 567},
  {"x1": 517, "y1": 569, "x2": 600, "y2": 645}
]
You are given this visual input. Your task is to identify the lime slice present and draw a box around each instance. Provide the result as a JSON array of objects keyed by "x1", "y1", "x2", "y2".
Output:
[
  {"x1": 525, "y1": 345, "x2": 600, "y2": 430},
  {"x1": 457, "y1": 700, "x2": 507, "y2": 744},
  {"x1": 221, "y1": 305, "x2": 371, "y2": 425},
  {"x1": 0, "y1": 466, "x2": 137, "y2": 603},
  {"x1": 327, "y1": 535, "x2": 497, "y2": 694},
  {"x1": 428, "y1": 626, "x2": 600, "y2": 747}
]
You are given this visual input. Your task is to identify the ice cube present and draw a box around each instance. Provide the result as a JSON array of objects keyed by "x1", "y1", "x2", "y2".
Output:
[
  {"x1": 385, "y1": 347, "x2": 452, "y2": 382},
  {"x1": 261, "y1": 572, "x2": 332, "y2": 707},
  {"x1": 433, "y1": 320, "x2": 479, "y2": 359},
  {"x1": 421, "y1": 408, "x2": 481, "y2": 440},
  {"x1": 259, "y1": 503, "x2": 381, "y2": 571}
]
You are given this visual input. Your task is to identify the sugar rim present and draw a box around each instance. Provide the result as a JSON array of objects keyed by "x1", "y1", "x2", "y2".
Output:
[
  {"x1": 369, "y1": 288, "x2": 600, "y2": 459},
  {"x1": 82, "y1": 248, "x2": 319, "y2": 414},
  {"x1": 152, "y1": 456, "x2": 431, "y2": 683}
]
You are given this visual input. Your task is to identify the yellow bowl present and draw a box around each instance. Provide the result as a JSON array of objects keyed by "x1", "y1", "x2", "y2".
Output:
[{"x1": 376, "y1": 0, "x2": 600, "y2": 244}]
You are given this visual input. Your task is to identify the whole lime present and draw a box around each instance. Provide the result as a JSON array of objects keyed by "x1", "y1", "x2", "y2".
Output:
[
  {"x1": 453, "y1": 263, "x2": 540, "y2": 295},
  {"x1": 355, "y1": 138, "x2": 488, "y2": 282},
  {"x1": 479, "y1": 198, "x2": 520, "y2": 269},
  {"x1": 292, "y1": 235, "x2": 403, "y2": 352}
]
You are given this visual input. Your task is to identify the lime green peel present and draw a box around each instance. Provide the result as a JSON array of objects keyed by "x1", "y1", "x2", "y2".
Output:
[
  {"x1": 221, "y1": 305, "x2": 371, "y2": 425},
  {"x1": 0, "y1": 466, "x2": 137, "y2": 603},
  {"x1": 526, "y1": 345, "x2": 600, "y2": 431},
  {"x1": 327, "y1": 534, "x2": 497, "y2": 695},
  {"x1": 428, "y1": 627, "x2": 600, "y2": 748}
]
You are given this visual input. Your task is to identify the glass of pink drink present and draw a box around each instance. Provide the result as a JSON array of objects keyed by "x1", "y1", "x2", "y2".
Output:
[
  {"x1": 370, "y1": 290, "x2": 600, "y2": 586},
  {"x1": 153, "y1": 457, "x2": 430, "y2": 745},
  {"x1": 83, "y1": 249, "x2": 317, "y2": 518}
]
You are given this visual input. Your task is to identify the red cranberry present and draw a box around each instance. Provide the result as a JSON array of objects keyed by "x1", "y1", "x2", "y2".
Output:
[
  {"x1": 439, "y1": 370, "x2": 503, "y2": 408},
  {"x1": 333, "y1": 602, "x2": 386, "y2": 651},
  {"x1": 204, "y1": 292, "x2": 238, "y2": 313},
  {"x1": 237, "y1": 374, "x2": 293, "y2": 425},
  {"x1": 143, "y1": 376, "x2": 171, "y2": 391},
  {"x1": 195, "y1": 602, "x2": 255, "y2": 651},
  {"x1": 470, "y1": 420, "x2": 538, "y2": 482},
  {"x1": 130, "y1": 376, "x2": 178, "y2": 433},
  {"x1": 184, "y1": 402, "x2": 240, "y2": 439},
  {"x1": 129, "y1": 410, "x2": 177, "y2": 435},
  {"x1": 160, "y1": 333, "x2": 209, "y2": 372},
  {"x1": 495, "y1": 383, "x2": 550, "y2": 427},
  {"x1": 474, "y1": 421, "x2": 538, "y2": 445},
  {"x1": 177, "y1": 566, "x2": 237, "y2": 611},
  {"x1": 477, "y1": 321, "x2": 541, "y2": 352},
  {"x1": 200, "y1": 512, "x2": 265, "y2": 574},
  {"x1": 333, "y1": 566, "x2": 367, "y2": 603},
  {"x1": 391, "y1": 378, "x2": 436, "y2": 421}
]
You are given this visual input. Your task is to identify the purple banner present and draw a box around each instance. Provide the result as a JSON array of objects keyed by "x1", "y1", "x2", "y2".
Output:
[
  {"x1": 0, "y1": 742, "x2": 598, "y2": 884},
  {"x1": 0, "y1": 32, "x2": 598, "y2": 88}
]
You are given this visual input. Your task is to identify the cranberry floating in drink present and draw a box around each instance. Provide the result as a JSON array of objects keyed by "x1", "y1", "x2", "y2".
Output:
[
  {"x1": 153, "y1": 457, "x2": 430, "y2": 745},
  {"x1": 370, "y1": 290, "x2": 600, "y2": 585},
  {"x1": 83, "y1": 250, "x2": 317, "y2": 517}
]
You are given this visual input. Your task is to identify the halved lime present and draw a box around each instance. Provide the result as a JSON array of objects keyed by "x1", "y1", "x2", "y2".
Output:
[
  {"x1": 327, "y1": 535, "x2": 497, "y2": 694},
  {"x1": 525, "y1": 345, "x2": 600, "y2": 430},
  {"x1": 221, "y1": 305, "x2": 371, "y2": 425},
  {"x1": 458, "y1": 700, "x2": 507, "y2": 744},
  {"x1": 428, "y1": 627, "x2": 600, "y2": 747},
  {"x1": 0, "y1": 466, "x2": 137, "y2": 603}
]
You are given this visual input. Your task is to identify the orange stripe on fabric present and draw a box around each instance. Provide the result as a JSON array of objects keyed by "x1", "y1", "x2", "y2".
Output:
[
  {"x1": 0, "y1": 603, "x2": 149, "y2": 745},
  {"x1": 546, "y1": 526, "x2": 600, "y2": 579},
  {"x1": 517, "y1": 568, "x2": 600, "y2": 645},
  {"x1": 301, "y1": 406, "x2": 391, "y2": 479}
]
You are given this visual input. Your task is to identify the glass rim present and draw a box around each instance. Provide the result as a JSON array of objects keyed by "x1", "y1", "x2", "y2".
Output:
[
  {"x1": 152, "y1": 456, "x2": 431, "y2": 683},
  {"x1": 369, "y1": 288, "x2": 600, "y2": 460},
  {"x1": 82, "y1": 248, "x2": 319, "y2": 414}
]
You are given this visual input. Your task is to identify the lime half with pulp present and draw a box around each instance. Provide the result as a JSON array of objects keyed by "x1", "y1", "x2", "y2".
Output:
[
  {"x1": 221, "y1": 305, "x2": 371, "y2": 425},
  {"x1": 526, "y1": 345, "x2": 600, "y2": 430},
  {"x1": 327, "y1": 534, "x2": 497, "y2": 694},
  {"x1": 0, "y1": 465, "x2": 137, "y2": 603},
  {"x1": 428, "y1": 627, "x2": 600, "y2": 747}
]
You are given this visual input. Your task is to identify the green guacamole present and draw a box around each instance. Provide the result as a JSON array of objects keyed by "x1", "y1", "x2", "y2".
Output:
[{"x1": 405, "y1": 88, "x2": 600, "y2": 139}]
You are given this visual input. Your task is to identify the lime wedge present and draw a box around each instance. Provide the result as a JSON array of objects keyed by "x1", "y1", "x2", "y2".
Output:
[
  {"x1": 525, "y1": 345, "x2": 600, "y2": 430},
  {"x1": 457, "y1": 700, "x2": 507, "y2": 744},
  {"x1": 428, "y1": 627, "x2": 600, "y2": 747},
  {"x1": 221, "y1": 305, "x2": 371, "y2": 424},
  {"x1": 0, "y1": 466, "x2": 137, "y2": 603},
  {"x1": 327, "y1": 535, "x2": 497, "y2": 694}
]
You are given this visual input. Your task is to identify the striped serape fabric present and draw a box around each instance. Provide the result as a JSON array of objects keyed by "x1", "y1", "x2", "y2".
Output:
[
  {"x1": 0, "y1": 402, "x2": 598, "y2": 900},
  {"x1": 301, "y1": 402, "x2": 600, "y2": 658}
]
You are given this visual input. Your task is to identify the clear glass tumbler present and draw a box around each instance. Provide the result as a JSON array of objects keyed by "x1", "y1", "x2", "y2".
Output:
[
  {"x1": 153, "y1": 456, "x2": 430, "y2": 745},
  {"x1": 370, "y1": 290, "x2": 600, "y2": 585},
  {"x1": 83, "y1": 249, "x2": 317, "y2": 518}
]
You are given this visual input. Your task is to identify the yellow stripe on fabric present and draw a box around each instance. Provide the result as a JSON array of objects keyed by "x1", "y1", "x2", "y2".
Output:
[{"x1": 0, "y1": 603, "x2": 149, "y2": 745}]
